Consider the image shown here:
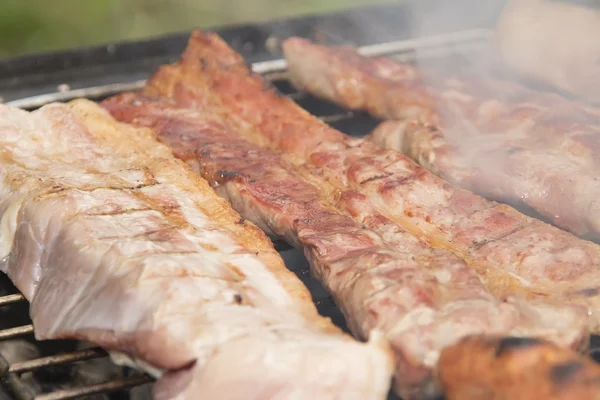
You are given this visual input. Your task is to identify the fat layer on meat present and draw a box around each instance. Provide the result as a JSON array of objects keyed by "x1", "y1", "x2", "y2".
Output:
[
  {"x1": 141, "y1": 30, "x2": 600, "y2": 334},
  {"x1": 281, "y1": 37, "x2": 600, "y2": 239},
  {"x1": 0, "y1": 100, "x2": 394, "y2": 400}
]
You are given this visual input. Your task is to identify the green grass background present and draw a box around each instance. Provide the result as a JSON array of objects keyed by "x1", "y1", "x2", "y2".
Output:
[{"x1": 0, "y1": 0, "x2": 387, "y2": 57}]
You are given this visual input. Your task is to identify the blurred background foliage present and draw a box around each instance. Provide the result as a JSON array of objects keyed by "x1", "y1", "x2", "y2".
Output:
[{"x1": 0, "y1": 0, "x2": 387, "y2": 58}]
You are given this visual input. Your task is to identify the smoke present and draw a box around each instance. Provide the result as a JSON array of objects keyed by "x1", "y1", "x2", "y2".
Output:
[{"x1": 363, "y1": 0, "x2": 600, "y2": 237}]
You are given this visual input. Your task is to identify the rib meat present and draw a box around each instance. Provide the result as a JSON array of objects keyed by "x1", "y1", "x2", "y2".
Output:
[
  {"x1": 103, "y1": 92, "x2": 589, "y2": 400},
  {"x1": 0, "y1": 100, "x2": 394, "y2": 400},
  {"x1": 281, "y1": 37, "x2": 600, "y2": 238},
  {"x1": 437, "y1": 335, "x2": 600, "y2": 400},
  {"x1": 143, "y1": 30, "x2": 600, "y2": 332}
]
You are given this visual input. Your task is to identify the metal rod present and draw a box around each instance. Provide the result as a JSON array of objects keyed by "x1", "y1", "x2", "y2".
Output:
[
  {"x1": 6, "y1": 81, "x2": 146, "y2": 109},
  {"x1": 5, "y1": 29, "x2": 491, "y2": 110},
  {"x1": 319, "y1": 112, "x2": 355, "y2": 124},
  {"x1": 357, "y1": 28, "x2": 491, "y2": 58},
  {"x1": 1, "y1": 356, "x2": 34, "y2": 400},
  {"x1": 9, "y1": 348, "x2": 108, "y2": 374},
  {"x1": 0, "y1": 325, "x2": 34, "y2": 341},
  {"x1": 34, "y1": 375, "x2": 153, "y2": 400},
  {"x1": 3, "y1": 374, "x2": 35, "y2": 400},
  {"x1": 0, "y1": 294, "x2": 26, "y2": 307}
]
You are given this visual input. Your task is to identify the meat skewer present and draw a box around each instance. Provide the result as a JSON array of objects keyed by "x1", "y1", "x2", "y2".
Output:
[
  {"x1": 437, "y1": 335, "x2": 600, "y2": 400},
  {"x1": 280, "y1": 37, "x2": 600, "y2": 238},
  {"x1": 103, "y1": 92, "x2": 589, "y2": 400},
  {"x1": 142, "y1": 30, "x2": 600, "y2": 332},
  {"x1": 0, "y1": 99, "x2": 394, "y2": 400}
]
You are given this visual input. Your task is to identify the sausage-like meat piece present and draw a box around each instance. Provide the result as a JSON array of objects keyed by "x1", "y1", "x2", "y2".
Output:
[{"x1": 437, "y1": 335, "x2": 600, "y2": 400}]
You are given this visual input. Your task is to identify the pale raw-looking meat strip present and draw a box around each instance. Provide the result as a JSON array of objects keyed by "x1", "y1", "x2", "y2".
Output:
[{"x1": 0, "y1": 99, "x2": 393, "y2": 400}]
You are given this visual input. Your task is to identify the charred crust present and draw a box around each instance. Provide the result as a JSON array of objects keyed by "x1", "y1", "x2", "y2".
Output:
[
  {"x1": 216, "y1": 170, "x2": 240, "y2": 180},
  {"x1": 472, "y1": 238, "x2": 490, "y2": 249},
  {"x1": 197, "y1": 57, "x2": 208, "y2": 69},
  {"x1": 549, "y1": 361, "x2": 585, "y2": 385},
  {"x1": 360, "y1": 174, "x2": 391, "y2": 185},
  {"x1": 506, "y1": 147, "x2": 524, "y2": 156},
  {"x1": 129, "y1": 182, "x2": 159, "y2": 191},
  {"x1": 381, "y1": 174, "x2": 417, "y2": 192},
  {"x1": 579, "y1": 288, "x2": 600, "y2": 297},
  {"x1": 495, "y1": 337, "x2": 544, "y2": 357}
]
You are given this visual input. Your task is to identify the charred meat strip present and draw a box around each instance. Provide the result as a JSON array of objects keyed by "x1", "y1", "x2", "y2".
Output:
[
  {"x1": 103, "y1": 92, "x2": 588, "y2": 400},
  {"x1": 281, "y1": 37, "x2": 600, "y2": 238},
  {"x1": 0, "y1": 100, "x2": 394, "y2": 400},
  {"x1": 437, "y1": 335, "x2": 600, "y2": 400},
  {"x1": 143, "y1": 30, "x2": 600, "y2": 332}
]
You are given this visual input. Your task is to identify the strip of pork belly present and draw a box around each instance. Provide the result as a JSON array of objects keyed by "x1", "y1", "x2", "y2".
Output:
[
  {"x1": 143, "y1": 30, "x2": 600, "y2": 332},
  {"x1": 281, "y1": 37, "x2": 600, "y2": 127},
  {"x1": 0, "y1": 99, "x2": 394, "y2": 400},
  {"x1": 370, "y1": 117, "x2": 600, "y2": 237},
  {"x1": 281, "y1": 37, "x2": 600, "y2": 237},
  {"x1": 102, "y1": 93, "x2": 590, "y2": 399}
]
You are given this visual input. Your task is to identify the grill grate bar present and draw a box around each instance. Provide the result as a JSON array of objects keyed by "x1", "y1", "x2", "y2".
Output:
[
  {"x1": 319, "y1": 112, "x2": 355, "y2": 124},
  {"x1": 2, "y1": 374, "x2": 35, "y2": 400},
  {"x1": 0, "y1": 326, "x2": 33, "y2": 341},
  {"x1": 5, "y1": 29, "x2": 490, "y2": 110},
  {"x1": 35, "y1": 375, "x2": 153, "y2": 400},
  {"x1": 0, "y1": 294, "x2": 25, "y2": 307},
  {"x1": 9, "y1": 348, "x2": 108, "y2": 374}
]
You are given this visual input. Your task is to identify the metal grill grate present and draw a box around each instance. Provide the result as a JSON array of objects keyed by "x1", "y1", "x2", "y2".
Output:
[
  {"x1": 0, "y1": 289, "x2": 153, "y2": 400},
  {"x1": 1, "y1": 29, "x2": 491, "y2": 400}
]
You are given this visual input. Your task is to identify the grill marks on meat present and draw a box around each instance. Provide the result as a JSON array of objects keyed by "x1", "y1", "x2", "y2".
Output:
[
  {"x1": 281, "y1": 37, "x2": 600, "y2": 238},
  {"x1": 437, "y1": 335, "x2": 600, "y2": 400},
  {"x1": 105, "y1": 82, "x2": 587, "y2": 399},
  {"x1": 0, "y1": 100, "x2": 394, "y2": 400},
  {"x1": 140, "y1": 30, "x2": 600, "y2": 332}
]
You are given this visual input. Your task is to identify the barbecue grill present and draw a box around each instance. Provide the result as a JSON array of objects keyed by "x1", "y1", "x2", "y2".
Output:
[{"x1": 2, "y1": 1, "x2": 589, "y2": 399}]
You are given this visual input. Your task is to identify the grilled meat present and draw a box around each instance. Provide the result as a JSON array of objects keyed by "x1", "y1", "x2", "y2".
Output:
[
  {"x1": 369, "y1": 116, "x2": 600, "y2": 234},
  {"x1": 281, "y1": 37, "x2": 600, "y2": 238},
  {"x1": 142, "y1": 30, "x2": 600, "y2": 333},
  {"x1": 103, "y1": 92, "x2": 589, "y2": 400},
  {"x1": 0, "y1": 100, "x2": 394, "y2": 400},
  {"x1": 437, "y1": 335, "x2": 600, "y2": 400}
]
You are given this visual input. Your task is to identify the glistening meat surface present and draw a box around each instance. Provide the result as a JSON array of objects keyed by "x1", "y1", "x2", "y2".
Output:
[
  {"x1": 103, "y1": 92, "x2": 589, "y2": 400},
  {"x1": 281, "y1": 37, "x2": 600, "y2": 238},
  {"x1": 0, "y1": 100, "x2": 393, "y2": 400},
  {"x1": 144, "y1": 30, "x2": 600, "y2": 333}
]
